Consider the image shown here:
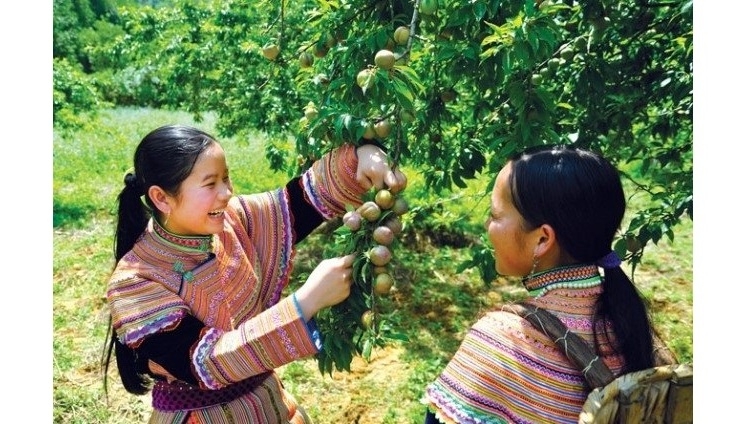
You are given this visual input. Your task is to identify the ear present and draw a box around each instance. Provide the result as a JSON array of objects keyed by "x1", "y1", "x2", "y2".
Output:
[
  {"x1": 147, "y1": 185, "x2": 173, "y2": 215},
  {"x1": 532, "y1": 223, "x2": 557, "y2": 258}
]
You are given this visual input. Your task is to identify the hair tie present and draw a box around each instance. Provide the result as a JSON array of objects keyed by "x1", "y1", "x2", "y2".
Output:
[
  {"x1": 123, "y1": 169, "x2": 143, "y2": 193},
  {"x1": 596, "y1": 250, "x2": 621, "y2": 269}
]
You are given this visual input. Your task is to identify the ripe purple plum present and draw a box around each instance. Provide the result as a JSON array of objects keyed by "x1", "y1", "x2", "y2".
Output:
[
  {"x1": 357, "y1": 201, "x2": 382, "y2": 222},
  {"x1": 372, "y1": 226, "x2": 395, "y2": 245},
  {"x1": 368, "y1": 245, "x2": 392, "y2": 266},
  {"x1": 343, "y1": 211, "x2": 362, "y2": 231}
]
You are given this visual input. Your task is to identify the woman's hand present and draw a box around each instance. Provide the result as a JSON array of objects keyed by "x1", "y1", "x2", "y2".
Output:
[
  {"x1": 355, "y1": 144, "x2": 408, "y2": 193},
  {"x1": 295, "y1": 254, "x2": 356, "y2": 320}
]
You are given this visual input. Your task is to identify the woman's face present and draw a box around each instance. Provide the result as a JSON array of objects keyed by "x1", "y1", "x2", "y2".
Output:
[
  {"x1": 163, "y1": 142, "x2": 234, "y2": 236},
  {"x1": 485, "y1": 163, "x2": 537, "y2": 277}
]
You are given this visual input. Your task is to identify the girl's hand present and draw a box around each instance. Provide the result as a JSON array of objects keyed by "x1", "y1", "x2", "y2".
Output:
[
  {"x1": 355, "y1": 144, "x2": 408, "y2": 193},
  {"x1": 295, "y1": 254, "x2": 356, "y2": 320}
]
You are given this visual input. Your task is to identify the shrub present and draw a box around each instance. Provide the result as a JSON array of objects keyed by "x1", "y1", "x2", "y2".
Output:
[{"x1": 53, "y1": 57, "x2": 105, "y2": 130}]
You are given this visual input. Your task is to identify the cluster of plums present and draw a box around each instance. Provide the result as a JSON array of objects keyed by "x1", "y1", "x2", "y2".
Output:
[{"x1": 341, "y1": 189, "x2": 409, "y2": 328}]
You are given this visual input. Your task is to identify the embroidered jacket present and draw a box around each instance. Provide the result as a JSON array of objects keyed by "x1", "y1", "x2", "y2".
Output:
[
  {"x1": 422, "y1": 265, "x2": 628, "y2": 424},
  {"x1": 107, "y1": 144, "x2": 365, "y2": 423}
]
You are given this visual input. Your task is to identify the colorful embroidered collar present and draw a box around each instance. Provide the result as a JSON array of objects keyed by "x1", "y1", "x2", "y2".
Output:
[
  {"x1": 152, "y1": 219, "x2": 214, "y2": 253},
  {"x1": 523, "y1": 264, "x2": 602, "y2": 298}
]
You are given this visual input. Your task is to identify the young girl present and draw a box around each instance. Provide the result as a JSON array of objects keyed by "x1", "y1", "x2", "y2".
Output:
[
  {"x1": 422, "y1": 145, "x2": 674, "y2": 423},
  {"x1": 104, "y1": 124, "x2": 406, "y2": 423}
]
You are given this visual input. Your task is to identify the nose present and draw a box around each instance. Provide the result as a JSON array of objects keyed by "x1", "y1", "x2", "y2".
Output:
[
  {"x1": 222, "y1": 181, "x2": 234, "y2": 198},
  {"x1": 484, "y1": 217, "x2": 491, "y2": 231}
]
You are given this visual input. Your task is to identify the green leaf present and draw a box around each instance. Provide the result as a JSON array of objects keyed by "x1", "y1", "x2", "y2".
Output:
[
  {"x1": 473, "y1": 2, "x2": 487, "y2": 21},
  {"x1": 451, "y1": 171, "x2": 468, "y2": 188},
  {"x1": 394, "y1": 66, "x2": 425, "y2": 94},
  {"x1": 535, "y1": 87, "x2": 555, "y2": 110},
  {"x1": 362, "y1": 338, "x2": 373, "y2": 360},
  {"x1": 681, "y1": 0, "x2": 693, "y2": 14},
  {"x1": 524, "y1": 0, "x2": 536, "y2": 16},
  {"x1": 508, "y1": 81, "x2": 526, "y2": 109},
  {"x1": 437, "y1": 46, "x2": 458, "y2": 61},
  {"x1": 383, "y1": 332, "x2": 409, "y2": 342},
  {"x1": 391, "y1": 77, "x2": 415, "y2": 110},
  {"x1": 483, "y1": 21, "x2": 514, "y2": 45}
]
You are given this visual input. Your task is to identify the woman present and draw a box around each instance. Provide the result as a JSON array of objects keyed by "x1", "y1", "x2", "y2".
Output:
[
  {"x1": 103, "y1": 124, "x2": 406, "y2": 423},
  {"x1": 422, "y1": 144, "x2": 671, "y2": 423}
]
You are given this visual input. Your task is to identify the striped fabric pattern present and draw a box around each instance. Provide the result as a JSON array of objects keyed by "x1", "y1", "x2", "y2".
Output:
[
  {"x1": 193, "y1": 296, "x2": 318, "y2": 390},
  {"x1": 236, "y1": 188, "x2": 296, "y2": 311},
  {"x1": 108, "y1": 271, "x2": 190, "y2": 347},
  {"x1": 423, "y1": 265, "x2": 626, "y2": 424},
  {"x1": 301, "y1": 143, "x2": 364, "y2": 219},
  {"x1": 107, "y1": 145, "x2": 364, "y2": 423}
]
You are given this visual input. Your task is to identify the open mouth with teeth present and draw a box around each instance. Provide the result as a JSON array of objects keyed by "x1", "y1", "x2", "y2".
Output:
[{"x1": 208, "y1": 209, "x2": 224, "y2": 217}]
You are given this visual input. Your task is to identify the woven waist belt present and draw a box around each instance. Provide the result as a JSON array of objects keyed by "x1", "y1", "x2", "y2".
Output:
[{"x1": 152, "y1": 371, "x2": 273, "y2": 412}]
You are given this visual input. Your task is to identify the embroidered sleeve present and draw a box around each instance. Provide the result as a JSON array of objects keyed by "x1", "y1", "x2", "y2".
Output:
[
  {"x1": 301, "y1": 143, "x2": 366, "y2": 219},
  {"x1": 230, "y1": 190, "x2": 295, "y2": 307},
  {"x1": 107, "y1": 273, "x2": 189, "y2": 348},
  {"x1": 111, "y1": 272, "x2": 321, "y2": 388},
  {"x1": 191, "y1": 295, "x2": 321, "y2": 389},
  {"x1": 229, "y1": 144, "x2": 364, "y2": 305}
]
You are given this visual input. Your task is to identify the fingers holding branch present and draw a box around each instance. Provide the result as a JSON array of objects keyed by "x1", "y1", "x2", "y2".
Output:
[{"x1": 356, "y1": 144, "x2": 408, "y2": 193}]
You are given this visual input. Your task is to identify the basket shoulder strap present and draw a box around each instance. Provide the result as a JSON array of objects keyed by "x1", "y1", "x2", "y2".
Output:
[{"x1": 503, "y1": 303, "x2": 616, "y2": 389}]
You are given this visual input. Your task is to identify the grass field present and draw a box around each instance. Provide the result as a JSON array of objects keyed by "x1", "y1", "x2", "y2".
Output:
[{"x1": 53, "y1": 107, "x2": 692, "y2": 423}]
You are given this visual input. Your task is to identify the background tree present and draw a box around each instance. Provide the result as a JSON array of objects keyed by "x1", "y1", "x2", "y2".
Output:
[
  {"x1": 53, "y1": 0, "x2": 693, "y2": 372},
  {"x1": 53, "y1": 0, "x2": 124, "y2": 128}
]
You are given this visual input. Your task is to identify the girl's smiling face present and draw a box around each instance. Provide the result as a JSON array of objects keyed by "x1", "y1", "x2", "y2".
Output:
[{"x1": 163, "y1": 142, "x2": 233, "y2": 236}]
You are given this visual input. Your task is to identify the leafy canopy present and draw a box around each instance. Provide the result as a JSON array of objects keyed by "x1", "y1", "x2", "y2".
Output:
[{"x1": 54, "y1": 0, "x2": 693, "y2": 373}]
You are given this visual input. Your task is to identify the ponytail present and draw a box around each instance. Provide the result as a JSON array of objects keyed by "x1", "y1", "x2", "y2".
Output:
[
  {"x1": 104, "y1": 172, "x2": 152, "y2": 395},
  {"x1": 103, "y1": 325, "x2": 151, "y2": 395},
  {"x1": 114, "y1": 172, "x2": 149, "y2": 262},
  {"x1": 595, "y1": 267, "x2": 655, "y2": 372}
]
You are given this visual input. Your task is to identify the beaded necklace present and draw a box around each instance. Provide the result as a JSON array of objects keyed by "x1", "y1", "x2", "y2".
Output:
[{"x1": 524, "y1": 264, "x2": 602, "y2": 298}]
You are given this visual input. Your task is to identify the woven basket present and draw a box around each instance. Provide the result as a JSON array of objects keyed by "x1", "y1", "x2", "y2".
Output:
[{"x1": 579, "y1": 363, "x2": 693, "y2": 424}]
